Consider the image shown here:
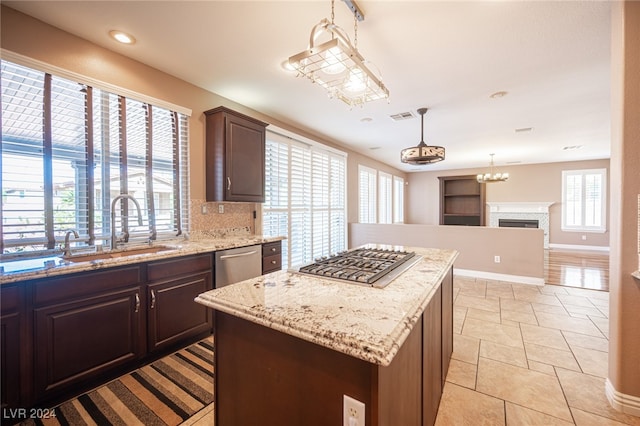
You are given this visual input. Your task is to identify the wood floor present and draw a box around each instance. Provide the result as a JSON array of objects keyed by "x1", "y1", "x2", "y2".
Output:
[{"x1": 545, "y1": 249, "x2": 609, "y2": 291}]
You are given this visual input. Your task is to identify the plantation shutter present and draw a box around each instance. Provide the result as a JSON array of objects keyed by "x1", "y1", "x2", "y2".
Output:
[
  {"x1": 263, "y1": 130, "x2": 346, "y2": 269},
  {"x1": 378, "y1": 172, "x2": 392, "y2": 224}
]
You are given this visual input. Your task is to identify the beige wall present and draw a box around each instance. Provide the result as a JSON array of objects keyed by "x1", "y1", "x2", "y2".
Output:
[
  {"x1": 608, "y1": 1, "x2": 640, "y2": 410},
  {"x1": 0, "y1": 6, "x2": 406, "y2": 235},
  {"x1": 407, "y1": 159, "x2": 611, "y2": 249},
  {"x1": 350, "y1": 223, "x2": 545, "y2": 283}
]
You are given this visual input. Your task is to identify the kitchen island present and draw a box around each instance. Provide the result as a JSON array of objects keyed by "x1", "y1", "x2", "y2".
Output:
[{"x1": 195, "y1": 245, "x2": 458, "y2": 426}]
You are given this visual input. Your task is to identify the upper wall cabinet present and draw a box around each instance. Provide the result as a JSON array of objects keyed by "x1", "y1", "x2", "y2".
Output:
[{"x1": 205, "y1": 107, "x2": 268, "y2": 202}]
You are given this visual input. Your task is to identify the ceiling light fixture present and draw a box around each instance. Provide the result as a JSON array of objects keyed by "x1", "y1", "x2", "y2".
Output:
[
  {"x1": 400, "y1": 108, "x2": 445, "y2": 165},
  {"x1": 109, "y1": 30, "x2": 136, "y2": 45},
  {"x1": 477, "y1": 154, "x2": 509, "y2": 183},
  {"x1": 287, "y1": 0, "x2": 389, "y2": 108}
]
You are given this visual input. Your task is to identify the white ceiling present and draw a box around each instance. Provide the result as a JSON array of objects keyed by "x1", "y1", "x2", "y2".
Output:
[{"x1": 4, "y1": 0, "x2": 612, "y2": 173}]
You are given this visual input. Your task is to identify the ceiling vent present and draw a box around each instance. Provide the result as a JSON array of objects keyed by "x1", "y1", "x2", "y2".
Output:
[{"x1": 390, "y1": 111, "x2": 415, "y2": 121}]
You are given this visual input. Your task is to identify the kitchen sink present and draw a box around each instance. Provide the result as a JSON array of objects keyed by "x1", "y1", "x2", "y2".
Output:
[{"x1": 63, "y1": 245, "x2": 175, "y2": 263}]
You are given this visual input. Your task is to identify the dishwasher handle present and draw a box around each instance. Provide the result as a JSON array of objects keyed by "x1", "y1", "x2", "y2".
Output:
[{"x1": 219, "y1": 250, "x2": 258, "y2": 260}]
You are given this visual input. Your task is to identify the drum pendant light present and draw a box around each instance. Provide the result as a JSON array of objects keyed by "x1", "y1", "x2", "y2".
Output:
[{"x1": 400, "y1": 108, "x2": 445, "y2": 165}]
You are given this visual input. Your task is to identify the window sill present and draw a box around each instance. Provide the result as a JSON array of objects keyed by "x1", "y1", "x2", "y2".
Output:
[
  {"x1": 561, "y1": 228, "x2": 607, "y2": 234},
  {"x1": 632, "y1": 271, "x2": 640, "y2": 281}
]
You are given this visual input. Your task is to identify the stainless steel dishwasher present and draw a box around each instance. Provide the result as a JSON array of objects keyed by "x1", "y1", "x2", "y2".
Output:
[{"x1": 215, "y1": 244, "x2": 262, "y2": 288}]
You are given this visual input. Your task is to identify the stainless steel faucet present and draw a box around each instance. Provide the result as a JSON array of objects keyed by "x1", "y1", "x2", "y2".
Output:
[
  {"x1": 63, "y1": 229, "x2": 79, "y2": 257},
  {"x1": 110, "y1": 194, "x2": 143, "y2": 250}
]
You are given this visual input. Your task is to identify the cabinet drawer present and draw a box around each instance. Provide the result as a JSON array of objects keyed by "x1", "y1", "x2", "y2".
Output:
[
  {"x1": 147, "y1": 253, "x2": 213, "y2": 281},
  {"x1": 263, "y1": 254, "x2": 282, "y2": 274},
  {"x1": 262, "y1": 241, "x2": 281, "y2": 256},
  {"x1": 33, "y1": 266, "x2": 143, "y2": 306}
]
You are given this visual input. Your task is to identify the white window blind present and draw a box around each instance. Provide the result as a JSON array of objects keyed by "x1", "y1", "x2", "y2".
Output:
[
  {"x1": 562, "y1": 169, "x2": 606, "y2": 232},
  {"x1": 1, "y1": 60, "x2": 190, "y2": 255},
  {"x1": 263, "y1": 131, "x2": 346, "y2": 269},
  {"x1": 359, "y1": 165, "x2": 377, "y2": 223},
  {"x1": 393, "y1": 176, "x2": 405, "y2": 223},
  {"x1": 378, "y1": 172, "x2": 392, "y2": 224}
]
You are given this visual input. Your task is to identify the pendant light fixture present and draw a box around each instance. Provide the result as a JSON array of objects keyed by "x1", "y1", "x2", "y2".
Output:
[
  {"x1": 287, "y1": 0, "x2": 389, "y2": 108},
  {"x1": 477, "y1": 153, "x2": 509, "y2": 183},
  {"x1": 400, "y1": 108, "x2": 445, "y2": 164}
]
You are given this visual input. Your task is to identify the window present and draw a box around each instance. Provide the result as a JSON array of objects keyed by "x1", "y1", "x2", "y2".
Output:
[
  {"x1": 562, "y1": 169, "x2": 606, "y2": 232},
  {"x1": 263, "y1": 131, "x2": 346, "y2": 269},
  {"x1": 378, "y1": 172, "x2": 392, "y2": 224},
  {"x1": 359, "y1": 165, "x2": 377, "y2": 223},
  {"x1": 1, "y1": 60, "x2": 190, "y2": 255},
  {"x1": 359, "y1": 166, "x2": 404, "y2": 224},
  {"x1": 393, "y1": 176, "x2": 405, "y2": 223}
]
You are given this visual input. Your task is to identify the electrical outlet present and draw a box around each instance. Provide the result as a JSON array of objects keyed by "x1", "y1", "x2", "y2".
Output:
[
  {"x1": 494, "y1": 255, "x2": 501, "y2": 263},
  {"x1": 218, "y1": 204, "x2": 224, "y2": 214},
  {"x1": 581, "y1": 235, "x2": 587, "y2": 241},
  {"x1": 201, "y1": 204, "x2": 207, "y2": 214},
  {"x1": 343, "y1": 395, "x2": 365, "y2": 426}
]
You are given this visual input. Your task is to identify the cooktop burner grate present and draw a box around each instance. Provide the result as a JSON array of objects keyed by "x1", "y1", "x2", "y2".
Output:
[{"x1": 298, "y1": 247, "x2": 417, "y2": 286}]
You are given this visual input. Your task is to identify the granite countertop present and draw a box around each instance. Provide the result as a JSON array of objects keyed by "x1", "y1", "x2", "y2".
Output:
[
  {"x1": 0, "y1": 234, "x2": 285, "y2": 285},
  {"x1": 195, "y1": 245, "x2": 458, "y2": 366}
]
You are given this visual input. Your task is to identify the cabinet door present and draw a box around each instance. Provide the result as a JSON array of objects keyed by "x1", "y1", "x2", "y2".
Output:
[
  {"x1": 33, "y1": 287, "x2": 143, "y2": 400},
  {"x1": 225, "y1": 114, "x2": 265, "y2": 202},
  {"x1": 147, "y1": 271, "x2": 213, "y2": 353},
  {"x1": 1, "y1": 285, "x2": 22, "y2": 409}
]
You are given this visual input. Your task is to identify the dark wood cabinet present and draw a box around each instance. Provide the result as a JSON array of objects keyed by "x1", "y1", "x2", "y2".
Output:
[
  {"x1": 214, "y1": 266, "x2": 454, "y2": 426},
  {"x1": 32, "y1": 266, "x2": 144, "y2": 402},
  {"x1": 441, "y1": 268, "x2": 454, "y2": 385},
  {"x1": 1, "y1": 284, "x2": 24, "y2": 409},
  {"x1": 262, "y1": 241, "x2": 282, "y2": 274},
  {"x1": 147, "y1": 254, "x2": 213, "y2": 353},
  {"x1": 423, "y1": 285, "x2": 443, "y2": 426},
  {"x1": 204, "y1": 106, "x2": 268, "y2": 203},
  {"x1": 438, "y1": 175, "x2": 486, "y2": 226}
]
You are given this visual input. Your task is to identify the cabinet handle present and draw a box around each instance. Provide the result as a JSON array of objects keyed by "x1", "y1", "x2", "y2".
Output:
[
  {"x1": 135, "y1": 293, "x2": 140, "y2": 313},
  {"x1": 227, "y1": 177, "x2": 231, "y2": 190},
  {"x1": 271, "y1": 260, "x2": 277, "y2": 265},
  {"x1": 219, "y1": 250, "x2": 257, "y2": 260},
  {"x1": 150, "y1": 289, "x2": 156, "y2": 309},
  {"x1": 271, "y1": 247, "x2": 277, "y2": 252}
]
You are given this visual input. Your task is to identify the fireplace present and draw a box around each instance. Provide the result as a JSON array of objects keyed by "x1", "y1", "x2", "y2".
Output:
[
  {"x1": 499, "y1": 219, "x2": 539, "y2": 228},
  {"x1": 487, "y1": 202, "x2": 553, "y2": 248}
]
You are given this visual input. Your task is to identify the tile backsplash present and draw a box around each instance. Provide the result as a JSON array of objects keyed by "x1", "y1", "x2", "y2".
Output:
[{"x1": 189, "y1": 199, "x2": 256, "y2": 239}]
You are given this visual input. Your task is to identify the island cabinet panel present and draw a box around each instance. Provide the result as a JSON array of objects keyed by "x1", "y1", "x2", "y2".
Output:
[
  {"x1": 215, "y1": 311, "x2": 373, "y2": 426},
  {"x1": 204, "y1": 106, "x2": 267, "y2": 203},
  {"x1": 1, "y1": 284, "x2": 25, "y2": 409},
  {"x1": 441, "y1": 268, "x2": 454, "y2": 385},
  {"x1": 147, "y1": 254, "x2": 213, "y2": 353},
  {"x1": 423, "y1": 285, "x2": 443, "y2": 426},
  {"x1": 214, "y1": 268, "x2": 453, "y2": 426}
]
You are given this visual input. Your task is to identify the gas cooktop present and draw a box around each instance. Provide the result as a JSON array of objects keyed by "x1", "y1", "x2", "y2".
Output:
[{"x1": 297, "y1": 247, "x2": 421, "y2": 288}]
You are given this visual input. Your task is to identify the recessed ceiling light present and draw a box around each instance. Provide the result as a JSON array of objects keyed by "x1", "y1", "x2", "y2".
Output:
[
  {"x1": 109, "y1": 30, "x2": 136, "y2": 45},
  {"x1": 563, "y1": 145, "x2": 583, "y2": 150},
  {"x1": 490, "y1": 91, "x2": 508, "y2": 99}
]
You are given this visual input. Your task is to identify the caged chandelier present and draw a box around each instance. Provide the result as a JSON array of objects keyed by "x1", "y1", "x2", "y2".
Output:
[
  {"x1": 287, "y1": 0, "x2": 389, "y2": 108},
  {"x1": 477, "y1": 153, "x2": 509, "y2": 183},
  {"x1": 400, "y1": 108, "x2": 445, "y2": 165}
]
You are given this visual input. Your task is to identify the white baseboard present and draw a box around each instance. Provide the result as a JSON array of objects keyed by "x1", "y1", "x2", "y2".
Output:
[
  {"x1": 549, "y1": 243, "x2": 610, "y2": 252},
  {"x1": 605, "y1": 379, "x2": 640, "y2": 417},
  {"x1": 454, "y1": 269, "x2": 544, "y2": 286}
]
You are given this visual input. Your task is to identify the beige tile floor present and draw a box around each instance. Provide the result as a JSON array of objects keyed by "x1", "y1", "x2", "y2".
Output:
[
  {"x1": 436, "y1": 276, "x2": 640, "y2": 426},
  {"x1": 183, "y1": 275, "x2": 640, "y2": 426}
]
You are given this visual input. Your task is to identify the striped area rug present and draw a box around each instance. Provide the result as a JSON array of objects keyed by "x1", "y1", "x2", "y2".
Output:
[{"x1": 35, "y1": 336, "x2": 214, "y2": 426}]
